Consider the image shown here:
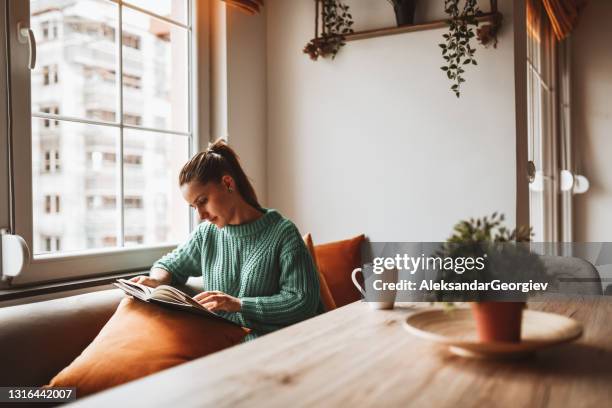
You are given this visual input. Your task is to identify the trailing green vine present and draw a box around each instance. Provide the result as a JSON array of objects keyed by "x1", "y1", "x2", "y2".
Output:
[
  {"x1": 303, "y1": 0, "x2": 354, "y2": 60},
  {"x1": 439, "y1": 0, "x2": 480, "y2": 97}
]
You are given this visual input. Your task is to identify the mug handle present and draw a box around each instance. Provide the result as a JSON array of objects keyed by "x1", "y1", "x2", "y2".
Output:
[{"x1": 351, "y1": 268, "x2": 366, "y2": 297}]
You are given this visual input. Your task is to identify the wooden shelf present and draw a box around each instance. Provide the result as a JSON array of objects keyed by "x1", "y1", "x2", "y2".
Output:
[{"x1": 344, "y1": 12, "x2": 502, "y2": 42}]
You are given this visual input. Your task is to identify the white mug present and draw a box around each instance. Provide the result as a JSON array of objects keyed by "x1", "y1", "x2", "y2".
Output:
[{"x1": 351, "y1": 263, "x2": 397, "y2": 310}]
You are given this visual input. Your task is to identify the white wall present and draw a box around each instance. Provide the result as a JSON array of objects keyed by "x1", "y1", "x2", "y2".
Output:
[
  {"x1": 572, "y1": 1, "x2": 612, "y2": 242},
  {"x1": 226, "y1": 6, "x2": 268, "y2": 204},
  {"x1": 266, "y1": 0, "x2": 518, "y2": 242}
]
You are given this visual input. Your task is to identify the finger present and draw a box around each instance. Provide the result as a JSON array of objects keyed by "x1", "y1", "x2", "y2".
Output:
[
  {"x1": 130, "y1": 276, "x2": 144, "y2": 282},
  {"x1": 202, "y1": 301, "x2": 218, "y2": 311},
  {"x1": 194, "y1": 293, "x2": 223, "y2": 302},
  {"x1": 194, "y1": 292, "x2": 213, "y2": 301}
]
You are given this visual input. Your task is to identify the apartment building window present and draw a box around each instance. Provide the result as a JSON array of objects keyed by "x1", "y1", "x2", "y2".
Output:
[
  {"x1": 43, "y1": 64, "x2": 59, "y2": 86},
  {"x1": 123, "y1": 32, "x2": 141, "y2": 50},
  {"x1": 124, "y1": 196, "x2": 143, "y2": 209},
  {"x1": 43, "y1": 150, "x2": 61, "y2": 173},
  {"x1": 41, "y1": 105, "x2": 60, "y2": 128},
  {"x1": 125, "y1": 235, "x2": 144, "y2": 245},
  {"x1": 124, "y1": 113, "x2": 142, "y2": 126},
  {"x1": 41, "y1": 21, "x2": 58, "y2": 40},
  {"x1": 5, "y1": 0, "x2": 194, "y2": 284},
  {"x1": 41, "y1": 21, "x2": 49, "y2": 39},
  {"x1": 44, "y1": 195, "x2": 61, "y2": 213},
  {"x1": 86, "y1": 109, "x2": 116, "y2": 122},
  {"x1": 42, "y1": 236, "x2": 62, "y2": 252},
  {"x1": 124, "y1": 154, "x2": 142, "y2": 165},
  {"x1": 87, "y1": 195, "x2": 116, "y2": 210}
]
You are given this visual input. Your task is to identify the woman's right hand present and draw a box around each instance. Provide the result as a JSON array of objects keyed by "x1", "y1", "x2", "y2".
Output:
[{"x1": 130, "y1": 275, "x2": 163, "y2": 288}]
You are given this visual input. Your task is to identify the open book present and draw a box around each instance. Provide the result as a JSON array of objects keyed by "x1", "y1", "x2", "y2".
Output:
[{"x1": 113, "y1": 279, "x2": 240, "y2": 327}]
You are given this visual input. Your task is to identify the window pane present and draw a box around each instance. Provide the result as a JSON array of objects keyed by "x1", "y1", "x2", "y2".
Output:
[
  {"x1": 32, "y1": 119, "x2": 120, "y2": 255},
  {"x1": 124, "y1": 0, "x2": 188, "y2": 25},
  {"x1": 122, "y1": 7, "x2": 189, "y2": 133},
  {"x1": 30, "y1": 0, "x2": 118, "y2": 122},
  {"x1": 123, "y1": 129, "x2": 189, "y2": 246}
]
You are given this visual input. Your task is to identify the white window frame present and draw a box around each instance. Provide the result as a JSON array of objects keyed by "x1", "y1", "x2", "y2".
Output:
[{"x1": 4, "y1": 0, "x2": 204, "y2": 286}]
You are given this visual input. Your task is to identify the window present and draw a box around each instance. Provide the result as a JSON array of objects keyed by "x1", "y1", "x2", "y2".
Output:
[
  {"x1": 123, "y1": 32, "x2": 141, "y2": 50},
  {"x1": 42, "y1": 149, "x2": 61, "y2": 173},
  {"x1": 42, "y1": 64, "x2": 59, "y2": 86},
  {"x1": 124, "y1": 113, "x2": 142, "y2": 126},
  {"x1": 86, "y1": 195, "x2": 116, "y2": 210},
  {"x1": 86, "y1": 109, "x2": 116, "y2": 122},
  {"x1": 44, "y1": 195, "x2": 60, "y2": 213},
  {"x1": 124, "y1": 154, "x2": 142, "y2": 165},
  {"x1": 124, "y1": 196, "x2": 143, "y2": 209},
  {"x1": 42, "y1": 236, "x2": 61, "y2": 252},
  {"x1": 40, "y1": 105, "x2": 60, "y2": 128},
  {"x1": 6, "y1": 0, "x2": 194, "y2": 285},
  {"x1": 41, "y1": 21, "x2": 49, "y2": 39},
  {"x1": 40, "y1": 20, "x2": 58, "y2": 41}
]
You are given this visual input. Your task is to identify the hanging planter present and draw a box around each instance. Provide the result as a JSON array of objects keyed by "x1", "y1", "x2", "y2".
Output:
[{"x1": 303, "y1": 0, "x2": 354, "y2": 60}]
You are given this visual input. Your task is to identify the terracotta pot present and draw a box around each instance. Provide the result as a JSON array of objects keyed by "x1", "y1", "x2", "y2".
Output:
[{"x1": 471, "y1": 301, "x2": 525, "y2": 343}]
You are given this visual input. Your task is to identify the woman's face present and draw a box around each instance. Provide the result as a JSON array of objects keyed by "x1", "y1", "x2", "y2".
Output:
[{"x1": 181, "y1": 177, "x2": 235, "y2": 228}]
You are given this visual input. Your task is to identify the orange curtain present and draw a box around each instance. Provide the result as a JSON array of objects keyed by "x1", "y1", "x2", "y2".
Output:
[
  {"x1": 222, "y1": 0, "x2": 264, "y2": 15},
  {"x1": 526, "y1": 0, "x2": 543, "y2": 41},
  {"x1": 528, "y1": 0, "x2": 588, "y2": 41}
]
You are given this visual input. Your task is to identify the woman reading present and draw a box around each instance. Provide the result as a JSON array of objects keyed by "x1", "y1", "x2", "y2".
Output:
[{"x1": 131, "y1": 139, "x2": 323, "y2": 340}]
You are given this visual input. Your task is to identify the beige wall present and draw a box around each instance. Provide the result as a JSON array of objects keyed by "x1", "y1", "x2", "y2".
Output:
[
  {"x1": 226, "y1": 6, "x2": 268, "y2": 204},
  {"x1": 266, "y1": 0, "x2": 518, "y2": 242},
  {"x1": 572, "y1": 1, "x2": 612, "y2": 241}
]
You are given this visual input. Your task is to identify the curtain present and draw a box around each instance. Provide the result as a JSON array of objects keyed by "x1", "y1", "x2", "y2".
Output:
[
  {"x1": 526, "y1": 0, "x2": 543, "y2": 41},
  {"x1": 222, "y1": 0, "x2": 264, "y2": 15},
  {"x1": 528, "y1": 0, "x2": 588, "y2": 41}
]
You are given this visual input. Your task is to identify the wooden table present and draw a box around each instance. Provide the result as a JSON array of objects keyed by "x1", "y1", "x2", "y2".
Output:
[{"x1": 73, "y1": 297, "x2": 612, "y2": 407}]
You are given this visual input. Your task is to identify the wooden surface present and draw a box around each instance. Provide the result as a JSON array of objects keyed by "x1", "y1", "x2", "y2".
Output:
[
  {"x1": 73, "y1": 297, "x2": 612, "y2": 408},
  {"x1": 344, "y1": 12, "x2": 502, "y2": 42}
]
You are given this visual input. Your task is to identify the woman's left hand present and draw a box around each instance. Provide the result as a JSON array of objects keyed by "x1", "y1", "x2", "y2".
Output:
[{"x1": 193, "y1": 291, "x2": 242, "y2": 312}]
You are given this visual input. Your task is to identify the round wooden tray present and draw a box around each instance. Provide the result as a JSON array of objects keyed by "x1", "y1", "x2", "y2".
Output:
[{"x1": 403, "y1": 308, "x2": 583, "y2": 359}]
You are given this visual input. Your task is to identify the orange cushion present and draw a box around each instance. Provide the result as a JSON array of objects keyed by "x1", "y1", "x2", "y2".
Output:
[
  {"x1": 47, "y1": 297, "x2": 249, "y2": 397},
  {"x1": 314, "y1": 234, "x2": 365, "y2": 307},
  {"x1": 303, "y1": 233, "x2": 337, "y2": 312}
]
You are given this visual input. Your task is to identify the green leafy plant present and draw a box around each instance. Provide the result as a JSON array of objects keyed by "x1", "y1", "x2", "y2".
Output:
[
  {"x1": 303, "y1": 0, "x2": 354, "y2": 60},
  {"x1": 439, "y1": 0, "x2": 480, "y2": 97},
  {"x1": 431, "y1": 213, "x2": 551, "y2": 303}
]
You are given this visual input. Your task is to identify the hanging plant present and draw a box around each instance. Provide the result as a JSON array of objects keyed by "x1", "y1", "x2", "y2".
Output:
[
  {"x1": 303, "y1": 0, "x2": 354, "y2": 61},
  {"x1": 439, "y1": 0, "x2": 480, "y2": 97}
]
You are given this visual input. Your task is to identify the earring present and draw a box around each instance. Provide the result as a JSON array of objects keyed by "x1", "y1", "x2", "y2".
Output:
[{"x1": 228, "y1": 187, "x2": 233, "y2": 193}]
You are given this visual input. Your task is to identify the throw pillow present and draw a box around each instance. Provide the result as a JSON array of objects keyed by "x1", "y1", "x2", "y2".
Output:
[
  {"x1": 47, "y1": 297, "x2": 249, "y2": 397},
  {"x1": 314, "y1": 234, "x2": 365, "y2": 307},
  {"x1": 303, "y1": 233, "x2": 337, "y2": 312}
]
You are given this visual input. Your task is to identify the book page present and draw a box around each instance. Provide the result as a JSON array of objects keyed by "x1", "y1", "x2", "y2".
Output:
[
  {"x1": 117, "y1": 279, "x2": 154, "y2": 297},
  {"x1": 152, "y1": 285, "x2": 207, "y2": 310}
]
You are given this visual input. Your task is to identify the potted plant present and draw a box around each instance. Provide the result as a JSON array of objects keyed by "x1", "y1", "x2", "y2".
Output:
[
  {"x1": 303, "y1": 0, "x2": 354, "y2": 60},
  {"x1": 386, "y1": 0, "x2": 418, "y2": 26},
  {"x1": 432, "y1": 213, "x2": 551, "y2": 343}
]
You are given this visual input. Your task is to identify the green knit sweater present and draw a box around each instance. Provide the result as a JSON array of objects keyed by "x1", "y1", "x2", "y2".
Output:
[{"x1": 153, "y1": 208, "x2": 323, "y2": 341}]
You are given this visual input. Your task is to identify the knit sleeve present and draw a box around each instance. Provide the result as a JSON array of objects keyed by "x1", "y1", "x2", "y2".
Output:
[
  {"x1": 239, "y1": 245, "x2": 322, "y2": 326},
  {"x1": 152, "y1": 225, "x2": 204, "y2": 285}
]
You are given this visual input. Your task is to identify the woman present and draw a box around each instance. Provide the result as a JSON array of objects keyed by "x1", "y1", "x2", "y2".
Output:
[{"x1": 131, "y1": 139, "x2": 323, "y2": 340}]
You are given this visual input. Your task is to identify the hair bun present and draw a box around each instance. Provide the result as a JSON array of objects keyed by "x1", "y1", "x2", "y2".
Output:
[{"x1": 207, "y1": 138, "x2": 227, "y2": 155}]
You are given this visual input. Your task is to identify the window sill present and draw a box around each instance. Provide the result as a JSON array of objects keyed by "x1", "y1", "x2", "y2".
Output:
[{"x1": 0, "y1": 270, "x2": 146, "y2": 303}]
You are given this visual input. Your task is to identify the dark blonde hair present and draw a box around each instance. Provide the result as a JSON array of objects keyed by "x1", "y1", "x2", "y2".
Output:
[{"x1": 179, "y1": 139, "x2": 261, "y2": 209}]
